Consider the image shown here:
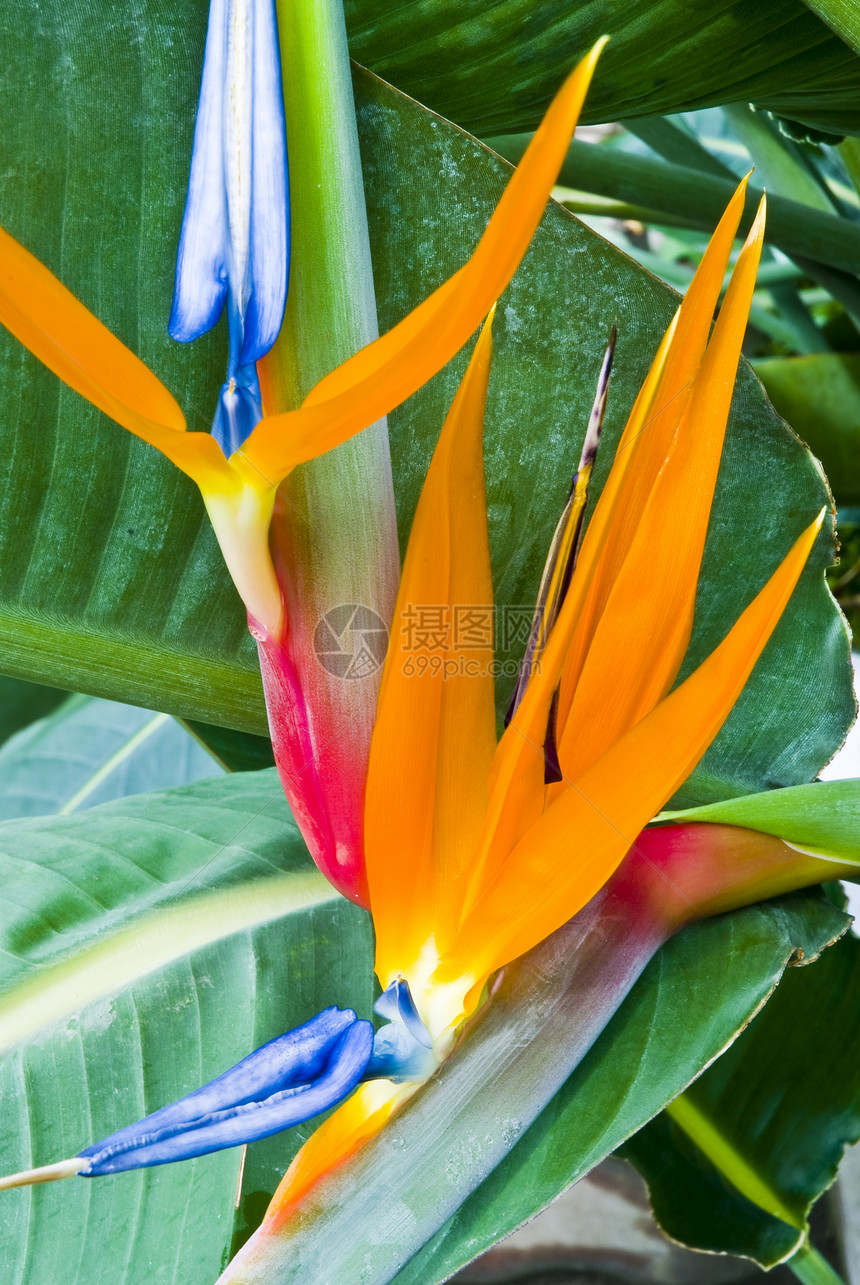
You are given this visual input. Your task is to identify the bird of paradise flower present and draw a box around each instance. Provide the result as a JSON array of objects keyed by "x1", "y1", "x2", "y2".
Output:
[
  {"x1": 228, "y1": 176, "x2": 824, "y2": 1223},
  {"x1": 212, "y1": 176, "x2": 858, "y2": 1283},
  {"x1": 0, "y1": 36, "x2": 852, "y2": 1282},
  {"x1": 0, "y1": 41, "x2": 605, "y2": 910}
]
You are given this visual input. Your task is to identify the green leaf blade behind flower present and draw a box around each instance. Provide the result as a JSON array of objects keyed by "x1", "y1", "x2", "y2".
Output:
[
  {"x1": 0, "y1": 694, "x2": 221, "y2": 819},
  {"x1": 621, "y1": 925, "x2": 860, "y2": 1268},
  {"x1": 753, "y1": 353, "x2": 860, "y2": 505},
  {"x1": 0, "y1": 769, "x2": 374, "y2": 1284},
  {"x1": 659, "y1": 779, "x2": 860, "y2": 861},
  {"x1": 0, "y1": 7, "x2": 851, "y2": 804},
  {"x1": 344, "y1": 0, "x2": 860, "y2": 138}
]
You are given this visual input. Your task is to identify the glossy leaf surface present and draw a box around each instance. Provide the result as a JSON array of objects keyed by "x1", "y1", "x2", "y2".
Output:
[
  {"x1": 0, "y1": 10, "x2": 852, "y2": 809},
  {"x1": 0, "y1": 694, "x2": 220, "y2": 819},
  {"x1": 622, "y1": 923, "x2": 860, "y2": 1267},
  {"x1": 0, "y1": 770, "x2": 374, "y2": 1283},
  {"x1": 344, "y1": 0, "x2": 860, "y2": 137}
]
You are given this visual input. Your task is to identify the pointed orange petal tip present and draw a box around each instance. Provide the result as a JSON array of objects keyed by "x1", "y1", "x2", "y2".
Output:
[
  {"x1": 0, "y1": 224, "x2": 186, "y2": 437},
  {"x1": 265, "y1": 1083, "x2": 403, "y2": 1224},
  {"x1": 241, "y1": 44, "x2": 605, "y2": 485},
  {"x1": 748, "y1": 192, "x2": 766, "y2": 242}
]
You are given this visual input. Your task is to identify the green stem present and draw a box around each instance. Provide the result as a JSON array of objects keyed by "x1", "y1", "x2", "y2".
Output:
[
  {"x1": 721, "y1": 104, "x2": 835, "y2": 214},
  {"x1": 664, "y1": 1094, "x2": 803, "y2": 1229},
  {"x1": 256, "y1": 0, "x2": 399, "y2": 892},
  {"x1": 624, "y1": 115, "x2": 735, "y2": 179},
  {"x1": 789, "y1": 1239, "x2": 848, "y2": 1285},
  {"x1": 267, "y1": 0, "x2": 399, "y2": 627},
  {"x1": 488, "y1": 136, "x2": 860, "y2": 279}
]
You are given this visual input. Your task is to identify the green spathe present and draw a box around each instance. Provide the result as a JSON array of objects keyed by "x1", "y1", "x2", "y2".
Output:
[{"x1": 659, "y1": 779, "x2": 860, "y2": 862}]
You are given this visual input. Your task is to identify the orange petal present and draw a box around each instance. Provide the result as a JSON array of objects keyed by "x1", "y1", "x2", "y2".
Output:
[
  {"x1": 556, "y1": 197, "x2": 767, "y2": 781},
  {"x1": 365, "y1": 316, "x2": 498, "y2": 986},
  {"x1": 444, "y1": 510, "x2": 823, "y2": 985},
  {"x1": 555, "y1": 177, "x2": 750, "y2": 736},
  {"x1": 458, "y1": 458, "x2": 605, "y2": 925},
  {"x1": 0, "y1": 225, "x2": 231, "y2": 491},
  {"x1": 241, "y1": 40, "x2": 607, "y2": 483},
  {"x1": 259, "y1": 1082, "x2": 403, "y2": 1228}
]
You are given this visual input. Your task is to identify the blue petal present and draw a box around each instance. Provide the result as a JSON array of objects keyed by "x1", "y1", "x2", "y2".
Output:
[
  {"x1": 78, "y1": 1008, "x2": 372, "y2": 1176},
  {"x1": 211, "y1": 363, "x2": 263, "y2": 455},
  {"x1": 365, "y1": 981, "x2": 436, "y2": 1083},
  {"x1": 168, "y1": 0, "x2": 232, "y2": 344},
  {"x1": 239, "y1": 0, "x2": 290, "y2": 365},
  {"x1": 169, "y1": 0, "x2": 289, "y2": 375}
]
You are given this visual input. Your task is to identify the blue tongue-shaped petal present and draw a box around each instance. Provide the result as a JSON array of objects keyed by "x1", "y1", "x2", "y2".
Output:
[
  {"x1": 78, "y1": 1007, "x2": 372, "y2": 1176},
  {"x1": 168, "y1": 0, "x2": 289, "y2": 453},
  {"x1": 211, "y1": 363, "x2": 263, "y2": 455},
  {"x1": 365, "y1": 980, "x2": 436, "y2": 1083}
]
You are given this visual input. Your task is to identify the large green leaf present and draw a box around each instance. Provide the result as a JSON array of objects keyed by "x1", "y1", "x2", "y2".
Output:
[
  {"x1": 0, "y1": 770, "x2": 374, "y2": 1283},
  {"x1": 754, "y1": 354, "x2": 860, "y2": 504},
  {"x1": 621, "y1": 922, "x2": 860, "y2": 1268},
  {"x1": 0, "y1": 8, "x2": 849, "y2": 799},
  {"x1": 0, "y1": 694, "x2": 220, "y2": 819},
  {"x1": 344, "y1": 1, "x2": 860, "y2": 137},
  {"x1": 0, "y1": 765, "x2": 846, "y2": 1284}
]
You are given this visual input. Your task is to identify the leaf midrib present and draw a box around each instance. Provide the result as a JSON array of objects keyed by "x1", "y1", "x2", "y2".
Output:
[{"x1": 0, "y1": 872, "x2": 339, "y2": 1052}]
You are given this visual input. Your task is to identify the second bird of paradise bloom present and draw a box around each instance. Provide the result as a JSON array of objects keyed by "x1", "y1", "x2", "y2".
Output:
[
  {"x1": 0, "y1": 139, "x2": 841, "y2": 1213},
  {"x1": 233, "y1": 174, "x2": 830, "y2": 1223},
  {"x1": 0, "y1": 27, "x2": 846, "y2": 1264}
]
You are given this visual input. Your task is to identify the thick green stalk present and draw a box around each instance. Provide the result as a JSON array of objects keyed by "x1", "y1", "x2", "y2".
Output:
[
  {"x1": 719, "y1": 105, "x2": 860, "y2": 331},
  {"x1": 266, "y1": 0, "x2": 398, "y2": 613},
  {"x1": 790, "y1": 1241, "x2": 848, "y2": 1285},
  {"x1": 622, "y1": 112, "x2": 860, "y2": 330},
  {"x1": 267, "y1": 0, "x2": 398, "y2": 628},
  {"x1": 488, "y1": 136, "x2": 860, "y2": 278},
  {"x1": 254, "y1": 0, "x2": 399, "y2": 899},
  {"x1": 624, "y1": 115, "x2": 735, "y2": 179}
]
